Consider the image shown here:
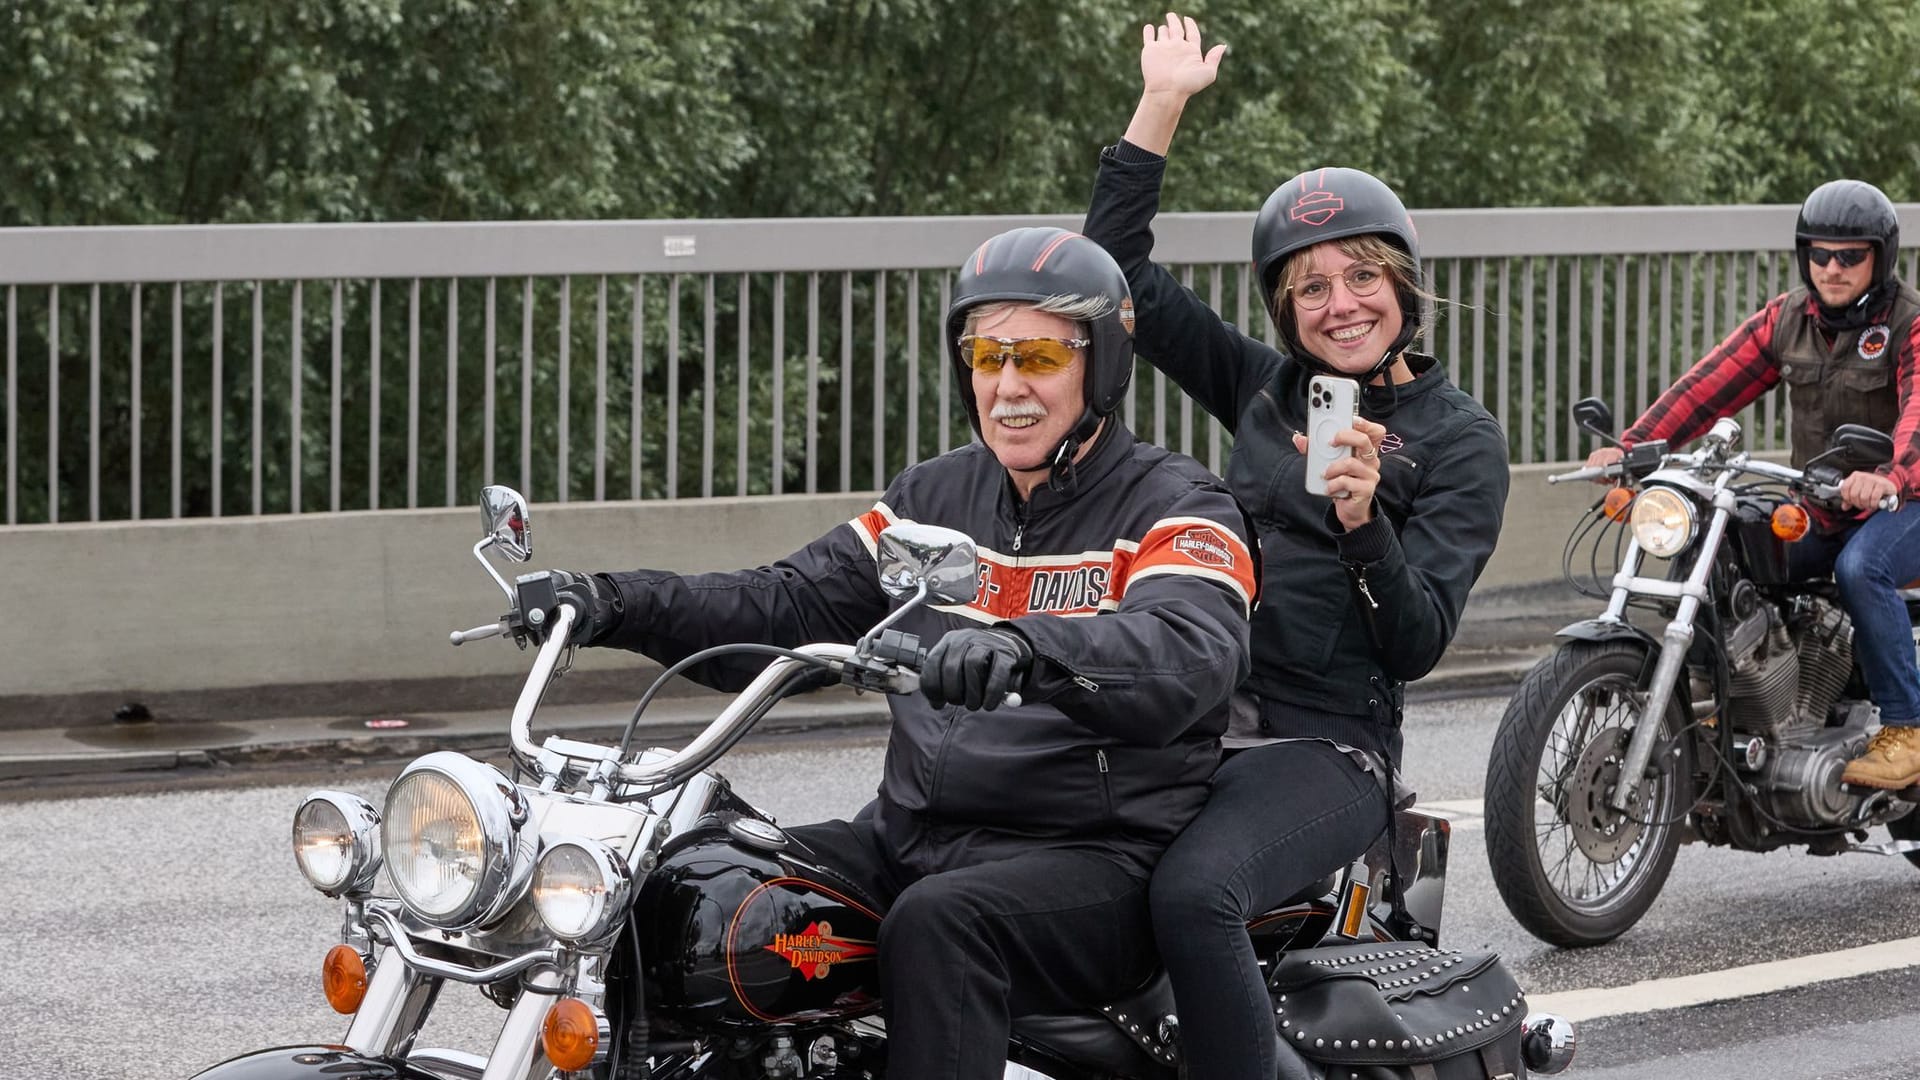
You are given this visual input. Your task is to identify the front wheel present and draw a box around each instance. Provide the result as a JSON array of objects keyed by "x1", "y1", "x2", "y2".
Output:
[{"x1": 1484, "y1": 639, "x2": 1693, "y2": 947}]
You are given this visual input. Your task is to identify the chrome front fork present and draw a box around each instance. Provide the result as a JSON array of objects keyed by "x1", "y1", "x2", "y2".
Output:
[
  {"x1": 1607, "y1": 493, "x2": 1733, "y2": 812},
  {"x1": 343, "y1": 946, "x2": 441, "y2": 1060}
]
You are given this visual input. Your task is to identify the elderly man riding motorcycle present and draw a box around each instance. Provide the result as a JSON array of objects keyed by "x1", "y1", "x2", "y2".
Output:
[
  {"x1": 537, "y1": 226, "x2": 1257, "y2": 1080},
  {"x1": 1588, "y1": 179, "x2": 1920, "y2": 789}
]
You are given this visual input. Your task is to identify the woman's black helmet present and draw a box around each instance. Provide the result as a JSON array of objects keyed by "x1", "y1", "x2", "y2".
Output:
[
  {"x1": 1796, "y1": 179, "x2": 1901, "y2": 301},
  {"x1": 946, "y1": 228, "x2": 1134, "y2": 481},
  {"x1": 1251, "y1": 167, "x2": 1422, "y2": 376}
]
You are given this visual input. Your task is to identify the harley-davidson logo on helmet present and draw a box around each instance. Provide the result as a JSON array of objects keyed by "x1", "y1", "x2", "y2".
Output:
[
  {"x1": 1860, "y1": 324, "x2": 1891, "y2": 360},
  {"x1": 1118, "y1": 297, "x2": 1136, "y2": 334},
  {"x1": 1290, "y1": 190, "x2": 1344, "y2": 227}
]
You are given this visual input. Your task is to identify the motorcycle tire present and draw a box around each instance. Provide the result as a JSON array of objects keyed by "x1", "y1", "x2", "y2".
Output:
[{"x1": 1485, "y1": 638, "x2": 1693, "y2": 948}]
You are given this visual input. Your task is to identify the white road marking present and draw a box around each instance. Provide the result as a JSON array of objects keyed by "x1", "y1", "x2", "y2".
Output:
[
  {"x1": 1415, "y1": 797, "x2": 1484, "y2": 830},
  {"x1": 1527, "y1": 935, "x2": 1920, "y2": 1021}
]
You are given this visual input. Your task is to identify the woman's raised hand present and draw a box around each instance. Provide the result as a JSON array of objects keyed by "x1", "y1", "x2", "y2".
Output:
[{"x1": 1140, "y1": 12, "x2": 1227, "y2": 99}]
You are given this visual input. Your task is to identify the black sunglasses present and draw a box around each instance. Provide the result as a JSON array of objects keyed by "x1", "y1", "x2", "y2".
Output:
[{"x1": 1807, "y1": 246, "x2": 1871, "y2": 268}]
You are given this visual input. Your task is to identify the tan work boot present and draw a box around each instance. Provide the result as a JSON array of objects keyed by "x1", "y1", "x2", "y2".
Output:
[{"x1": 1842, "y1": 725, "x2": 1920, "y2": 789}]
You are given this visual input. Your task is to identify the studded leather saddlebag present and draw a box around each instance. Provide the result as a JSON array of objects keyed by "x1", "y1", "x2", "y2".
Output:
[{"x1": 1268, "y1": 942, "x2": 1531, "y2": 1080}]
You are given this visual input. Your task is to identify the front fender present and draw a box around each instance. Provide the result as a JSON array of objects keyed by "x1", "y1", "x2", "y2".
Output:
[
  {"x1": 192, "y1": 1045, "x2": 444, "y2": 1080},
  {"x1": 1554, "y1": 617, "x2": 1660, "y2": 652}
]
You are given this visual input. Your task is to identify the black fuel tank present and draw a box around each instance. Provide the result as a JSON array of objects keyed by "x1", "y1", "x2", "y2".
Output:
[{"x1": 638, "y1": 820, "x2": 885, "y2": 1030}]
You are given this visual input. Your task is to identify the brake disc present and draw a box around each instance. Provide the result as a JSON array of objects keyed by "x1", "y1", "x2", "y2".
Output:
[{"x1": 1566, "y1": 726, "x2": 1646, "y2": 863}]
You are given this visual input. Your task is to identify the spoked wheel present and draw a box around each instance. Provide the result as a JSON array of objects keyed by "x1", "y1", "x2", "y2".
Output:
[{"x1": 1485, "y1": 639, "x2": 1693, "y2": 947}]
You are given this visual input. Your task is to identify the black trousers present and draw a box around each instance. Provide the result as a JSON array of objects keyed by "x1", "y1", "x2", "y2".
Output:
[
  {"x1": 787, "y1": 817, "x2": 1157, "y2": 1080},
  {"x1": 1148, "y1": 739, "x2": 1390, "y2": 1080}
]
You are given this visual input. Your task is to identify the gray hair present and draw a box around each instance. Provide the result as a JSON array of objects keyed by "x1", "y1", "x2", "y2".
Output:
[{"x1": 961, "y1": 294, "x2": 1113, "y2": 338}]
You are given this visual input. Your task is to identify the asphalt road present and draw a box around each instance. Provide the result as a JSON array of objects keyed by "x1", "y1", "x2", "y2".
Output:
[{"x1": 7, "y1": 696, "x2": 1920, "y2": 1079}]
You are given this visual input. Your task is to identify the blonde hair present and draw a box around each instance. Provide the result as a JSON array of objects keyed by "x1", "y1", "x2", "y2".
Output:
[{"x1": 1272, "y1": 235, "x2": 1439, "y2": 348}]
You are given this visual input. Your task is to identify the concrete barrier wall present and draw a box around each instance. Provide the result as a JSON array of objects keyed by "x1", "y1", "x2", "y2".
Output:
[{"x1": 4, "y1": 462, "x2": 1674, "y2": 724}]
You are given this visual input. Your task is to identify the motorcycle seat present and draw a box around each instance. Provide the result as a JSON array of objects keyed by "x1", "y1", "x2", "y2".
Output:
[{"x1": 1013, "y1": 970, "x2": 1179, "y2": 1076}]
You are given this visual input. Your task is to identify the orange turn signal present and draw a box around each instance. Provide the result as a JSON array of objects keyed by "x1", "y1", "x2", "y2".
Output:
[
  {"x1": 1771, "y1": 503, "x2": 1811, "y2": 542},
  {"x1": 543, "y1": 998, "x2": 602, "y2": 1072},
  {"x1": 322, "y1": 945, "x2": 368, "y2": 1014},
  {"x1": 1602, "y1": 486, "x2": 1635, "y2": 522}
]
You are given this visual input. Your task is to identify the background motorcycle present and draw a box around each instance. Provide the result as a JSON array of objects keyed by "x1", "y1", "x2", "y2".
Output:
[
  {"x1": 1485, "y1": 399, "x2": 1920, "y2": 948},
  {"x1": 192, "y1": 485, "x2": 1572, "y2": 1080}
]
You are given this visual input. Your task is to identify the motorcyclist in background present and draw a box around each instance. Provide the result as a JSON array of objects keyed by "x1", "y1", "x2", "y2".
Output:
[
  {"x1": 1587, "y1": 179, "x2": 1920, "y2": 789},
  {"x1": 533, "y1": 227, "x2": 1257, "y2": 1080}
]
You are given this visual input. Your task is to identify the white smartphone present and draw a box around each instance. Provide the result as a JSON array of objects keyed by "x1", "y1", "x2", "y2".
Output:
[{"x1": 1305, "y1": 375, "x2": 1360, "y2": 497}]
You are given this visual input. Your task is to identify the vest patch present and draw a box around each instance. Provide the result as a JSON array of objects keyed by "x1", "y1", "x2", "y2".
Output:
[{"x1": 1860, "y1": 323, "x2": 1891, "y2": 360}]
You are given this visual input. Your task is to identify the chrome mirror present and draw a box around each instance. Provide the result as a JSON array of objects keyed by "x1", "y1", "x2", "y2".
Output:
[
  {"x1": 876, "y1": 523, "x2": 979, "y2": 605},
  {"x1": 481, "y1": 486, "x2": 532, "y2": 562}
]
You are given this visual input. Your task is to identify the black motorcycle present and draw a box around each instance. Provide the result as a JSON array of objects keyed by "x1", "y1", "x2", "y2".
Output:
[
  {"x1": 193, "y1": 485, "x2": 1573, "y2": 1080},
  {"x1": 1486, "y1": 399, "x2": 1920, "y2": 947}
]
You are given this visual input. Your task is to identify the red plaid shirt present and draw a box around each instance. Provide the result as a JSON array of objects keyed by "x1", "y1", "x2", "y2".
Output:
[{"x1": 1621, "y1": 292, "x2": 1920, "y2": 497}]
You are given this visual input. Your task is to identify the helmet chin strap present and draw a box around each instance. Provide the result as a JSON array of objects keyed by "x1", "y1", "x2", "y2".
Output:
[{"x1": 1041, "y1": 408, "x2": 1105, "y2": 495}]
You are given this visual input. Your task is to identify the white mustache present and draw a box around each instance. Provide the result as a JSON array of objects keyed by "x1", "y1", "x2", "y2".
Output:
[{"x1": 989, "y1": 401, "x2": 1049, "y2": 421}]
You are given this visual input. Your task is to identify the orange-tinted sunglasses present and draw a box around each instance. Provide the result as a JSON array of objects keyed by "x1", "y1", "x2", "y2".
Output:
[{"x1": 957, "y1": 335, "x2": 1088, "y2": 376}]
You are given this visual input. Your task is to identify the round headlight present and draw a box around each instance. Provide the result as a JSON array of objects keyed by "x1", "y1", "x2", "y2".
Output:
[
  {"x1": 381, "y1": 752, "x2": 535, "y2": 930},
  {"x1": 1629, "y1": 487, "x2": 1696, "y2": 558},
  {"x1": 532, "y1": 838, "x2": 632, "y2": 943},
  {"x1": 292, "y1": 791, "x2": 382, "y2": 896}
]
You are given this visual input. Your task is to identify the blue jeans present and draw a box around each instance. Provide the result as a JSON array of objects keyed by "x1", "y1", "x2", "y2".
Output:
[{"x1": 1788, "y1": 502, "x2": 1920, "y2": 724}]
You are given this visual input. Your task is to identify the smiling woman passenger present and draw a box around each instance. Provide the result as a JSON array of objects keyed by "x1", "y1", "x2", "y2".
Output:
[{"x1": 1080, "y1": 13, "x2": 1513, "y2": 1080}]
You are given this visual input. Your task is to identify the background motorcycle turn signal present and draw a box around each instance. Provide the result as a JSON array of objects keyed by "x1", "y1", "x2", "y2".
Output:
[{"x1": 1771, "y1": 504, "x2": 1811, "y2": 541}]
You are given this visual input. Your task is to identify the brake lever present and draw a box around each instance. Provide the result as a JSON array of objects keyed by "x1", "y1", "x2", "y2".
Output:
[{"x1": 449, "y1": 619, "x2": 509, "y2": 646}]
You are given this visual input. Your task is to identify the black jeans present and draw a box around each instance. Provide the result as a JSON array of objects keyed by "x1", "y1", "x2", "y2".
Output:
[
  {"x1": 787, "y1": 818, "x2": 1157, "y2": 1080},
  {"x1": 1148, "y1": 739, "x2": 1390, "y2": 1080}
]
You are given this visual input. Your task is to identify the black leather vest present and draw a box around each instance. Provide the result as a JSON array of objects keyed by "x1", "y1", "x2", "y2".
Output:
[{"x1": 1772, "y1": 283, "x2": 1920, "y2": 468}]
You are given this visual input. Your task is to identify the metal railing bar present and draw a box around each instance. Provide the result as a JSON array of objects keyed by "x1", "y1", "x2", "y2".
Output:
[
  {"x1": 839, "y1": 272, "x2": 852, "y2": 493},
  {"x1": 666, "y1": 275, "x2": 680, "y2": 501},
  {"x1": 596, "y1": 275, "x2": 609, "y2": 503},
  {"x1": 1680, "y1": 254, "x2": 1694, "y2": 442},
  {"x1": 521, "y1": 277, "x2": 534, "y2": 499},
  {"x1": 48, "y1": 285, "x2": 58, "y2": 524},
  {"x1": 1544, "y1": 258, "x2": 1558, "y2": 464},
  {"x1": 631, "y1": 275, "x2": 644, "y2": 500},
  {"x1": 170, "y1": 282, "x2": 183, "y2": 516},
  {"x1": 369, "y1": 282, "x2": 382, "y2": 511},
  {"x1": 407, "y1": 279, "x2": 420, "y2": 509},
  {"x1": 735, "y1": 272, "x2": 748, "y2": 496},
  {"x1": 446, "y1": 279, "x2": 460, "y2": 507},
  {"x1": 559, "y1": 276, "x2": 573, "y2": 502},
  {"x1": 872, "y1": 269, "x2": 886, "y2": 491},
  {"x1": 131, "y1": 283, "x2": 142, "y2": 519},
  {"x1": 1520, "y1": 257, "x2": 1535, "y2": 464},
  {"x1": 90, "y1": 283, "x2": 100, "y2": 521},
  {"x1": 1470, "y1": 260, "x2": 1486, "y2": 409},
  {"x1": 1612, "y1": 256, "x2": 1627, "y2": 427},
  {"x1": 906, "y1": 271, "x2": 920, "y2": 469},
  {"x1": 1657, "y1": 255, "x2": 1672, "y2": 447},
  {"x1": 7, "y1": 207, "x2": 1892, "y2": 286},
  {"x1": 484, "y1": 278, "x2": 497, "y2": 487},
  {"x1": 251, "y1": 281, "x2": 263, "y2": 516},
  {"x1": 701, "y1": 274, "x2": 715, "y2": 499},
  {"x1": 331, "y1": 280, "x2": 342, "y2": 512},
  {"x1": 213, "y1": 283, "x2": 223, "y2": 516},
  {"x1": 806, "y1": 272, "x2": 819, "y2": 494},
  {"x1": 1495, "y1": 260, "x2": 1510, "y2": 448},
  {"x1": 1588, "y1": 256, "x2": 1603, "y2": 432},
  {"x1": 5, "y1": 285, "x2": 12, "y2": 524},
  {"x1": 291, "y1": 280, "x2": 303, "y2": 514},
  {"x1": 1635, "y1": 256, "x2": 1650, "y2": 421},
  {"x1": 938, "y1": 272, "x2": 952, "y2": 456},
  {"x1": 1566, "y1": 258, "x2": 1582, "y2": 458},
  {"x1": 1761, "y1": 254, "x2": 1778, "y2": 450},
  {"x1": 771, "y1": 273, "x2": 785, "y2": 494}
]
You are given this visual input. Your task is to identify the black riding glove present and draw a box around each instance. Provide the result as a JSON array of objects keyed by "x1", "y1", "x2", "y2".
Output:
[
  {"x1": 921, "y1": 627, "x2": 1033, "y2": 711},
  {"x1": 541, "y1": 570, "x2": 623, "y2": 646}
]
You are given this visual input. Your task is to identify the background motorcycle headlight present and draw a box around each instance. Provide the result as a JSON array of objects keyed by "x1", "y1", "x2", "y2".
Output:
[
  {"x1": 532, "y1": 838, "x2": 631, "y2": 943},
  {"x1": 292, "y1": 791, "x2": 382, "y2": 896},
  {"x1": 1629, "y1": 487, "x2": 1696, "y2": 557},
  {"x1": 381, "y1": 752, "x2": 535, "y2": 930}
]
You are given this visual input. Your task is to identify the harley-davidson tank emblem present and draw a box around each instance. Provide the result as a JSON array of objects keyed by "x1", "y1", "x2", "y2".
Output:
[{"x1": 766, "y1": 920, "x2": 877, "y2": 979}]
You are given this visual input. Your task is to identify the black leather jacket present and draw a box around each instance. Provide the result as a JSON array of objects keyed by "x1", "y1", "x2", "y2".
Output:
[
  {"x1": 1084, "y1": 144, "x2": 1509, "y2": 756},
  {"x1": 595, "y1": 423, "x2": 1256, "y2": 876}
]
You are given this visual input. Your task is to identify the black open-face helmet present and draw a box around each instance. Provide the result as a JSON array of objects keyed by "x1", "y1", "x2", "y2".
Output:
[
  {"x1": 1252, "y1": 167, "x2": 1422, "y2": 380},
  {"x1": 945, "y1": 227, "x2": 1135, "y2": 487},
  {"x1": 1796, "y1": 179, "x2": 1901, "y2": 311}
]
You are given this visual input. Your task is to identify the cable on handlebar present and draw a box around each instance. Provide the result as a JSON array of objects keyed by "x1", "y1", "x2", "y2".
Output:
[{"x1": 612, "y1": 643, "x2": 841, "y2": 763}]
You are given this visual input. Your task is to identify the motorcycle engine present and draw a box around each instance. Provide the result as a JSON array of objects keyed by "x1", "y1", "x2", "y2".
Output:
[{"x1": 1730, "y1": 596, "x2": 1866, "y2": 830}]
